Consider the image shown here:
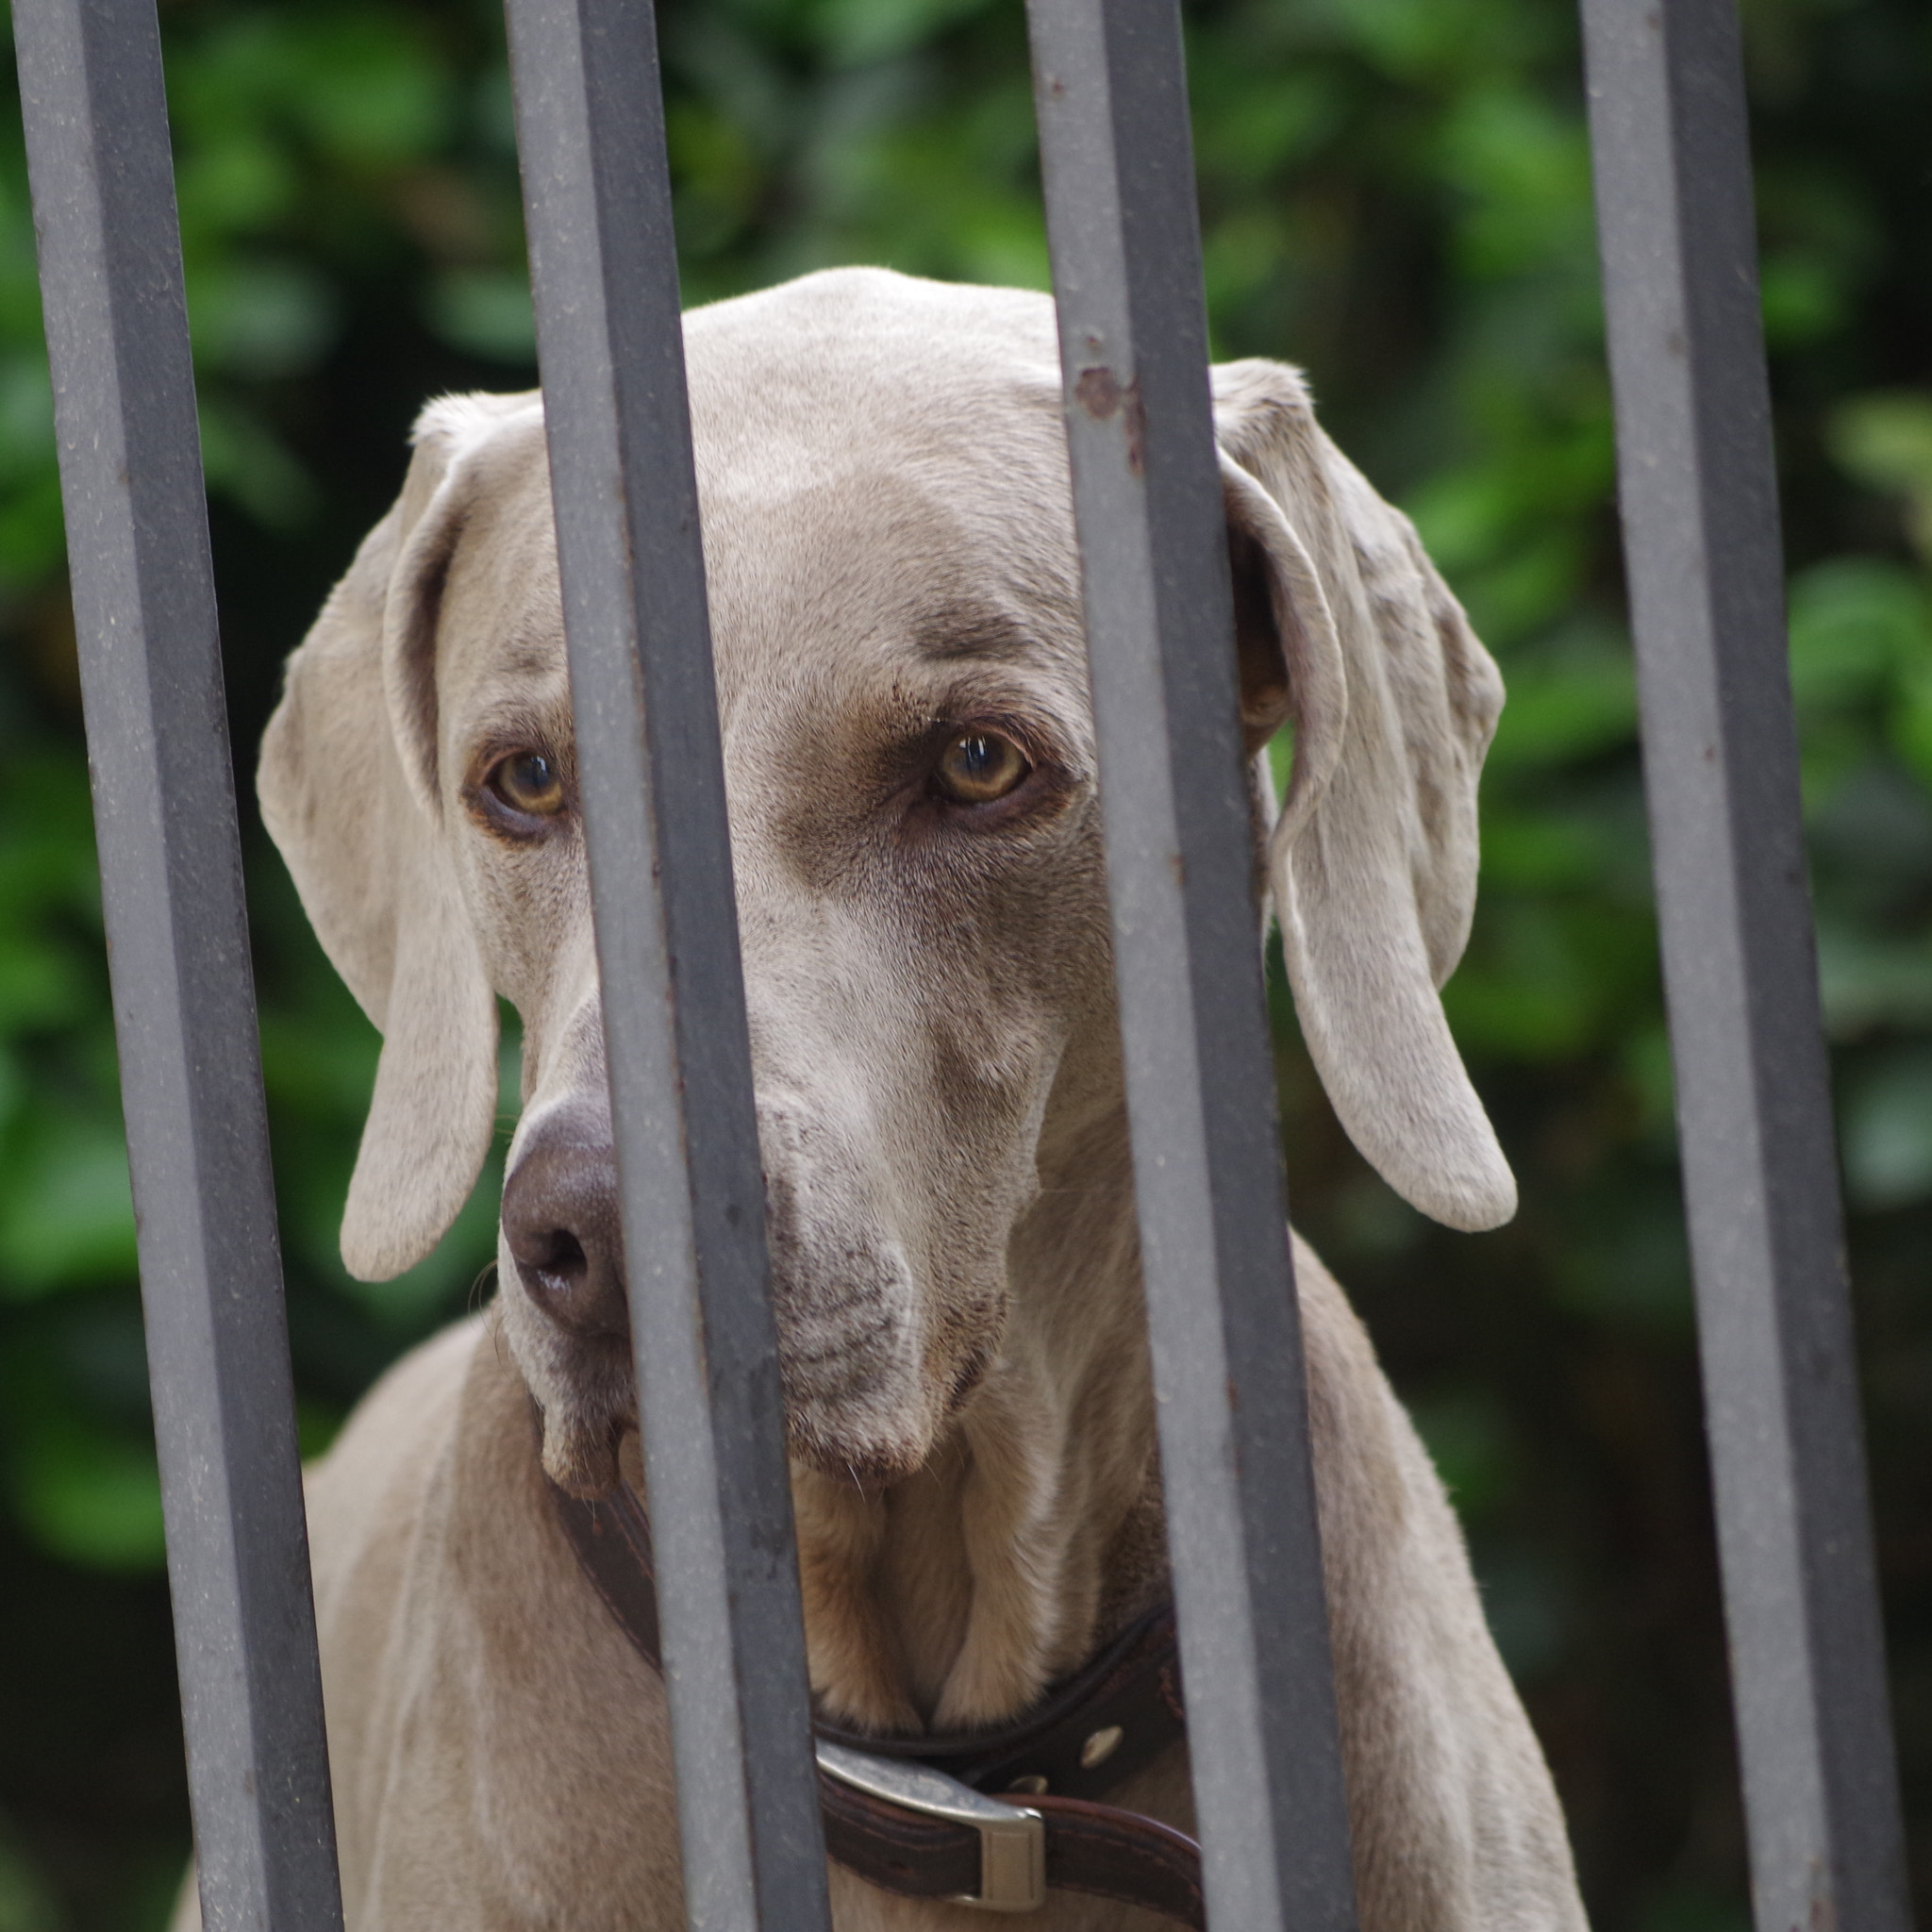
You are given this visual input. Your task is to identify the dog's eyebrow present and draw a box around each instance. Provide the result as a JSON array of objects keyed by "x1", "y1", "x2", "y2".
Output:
[
  {"x1": 911, "y1": 602, "x2": 1037, "y2": 663},
  {"x1": 498, "y1": 613, "x2": 565, "y2": 681}
]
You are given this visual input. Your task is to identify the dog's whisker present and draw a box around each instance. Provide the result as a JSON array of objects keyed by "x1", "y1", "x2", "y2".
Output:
[{"x1": 468, "y1": 1263, "x2": 499, "y2": 1316}]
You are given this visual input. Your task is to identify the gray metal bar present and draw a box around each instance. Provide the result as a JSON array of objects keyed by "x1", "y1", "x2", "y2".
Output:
[
  {"x1": 1578, "y1": 2, "x2": 1909, "y2": 1927},
  {"x1": 502, "y1": 4, "x2": 832, "y2": 1928},
  {"x1": 1024, "y1": 3, "x2": 1358, "y2": 1927},
  {"x1": 11, "y1": 3, "x2": 343, "y2": 1929}
]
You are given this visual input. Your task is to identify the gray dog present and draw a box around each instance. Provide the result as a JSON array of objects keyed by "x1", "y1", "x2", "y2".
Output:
[{"x1": 185, "y1": 269, "x2": 1586, "y2": 1930}]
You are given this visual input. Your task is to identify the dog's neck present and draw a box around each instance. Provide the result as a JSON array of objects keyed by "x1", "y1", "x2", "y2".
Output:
[{"x1": 791, "y1": 1058, "x2": 1162, "y2": 1738}]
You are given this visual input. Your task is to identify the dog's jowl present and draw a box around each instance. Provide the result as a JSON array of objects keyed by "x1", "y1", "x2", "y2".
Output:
[{"x1": 183, "y1": 271, "x2": 1589, "y2": 1931}]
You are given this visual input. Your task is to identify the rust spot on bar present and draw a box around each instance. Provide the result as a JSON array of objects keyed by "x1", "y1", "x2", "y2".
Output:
[
  {"x1": 1074, "y1": 366, "x2": 1146, "y2": 476},
  {"x1": 1807, "y1": 1869, "x2": 1836, "y2": 1932},
  {"x1": 1074, "y1": 364, "x2": 1122, "y2": 419},
  {"x1": 1124, "y1": 378, "x2": 1145, "y2": 476}
]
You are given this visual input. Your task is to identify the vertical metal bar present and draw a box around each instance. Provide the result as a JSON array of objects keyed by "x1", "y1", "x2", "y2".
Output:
[
  {"x1": 1024, "y1": 3, "x2": 1358, "y2": 1928},
  {"x1": 1579, "y1": 2, "x2": 1909, "y2": 1927},
  {"x1": 502, "y1": 4, "x2": 832, "y2": 1929},
  {"x1": 11, "y1": 3, "x2": 343, "y2": 1930}
]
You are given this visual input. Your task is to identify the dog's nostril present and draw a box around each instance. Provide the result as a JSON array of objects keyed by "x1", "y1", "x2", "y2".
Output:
[
  {"x1": 518, "y1": 1225, "x2": 587, "y2": 1282},
  {"x1": 514, "y1": 1223, "x2": 627, "y2": 1338}
]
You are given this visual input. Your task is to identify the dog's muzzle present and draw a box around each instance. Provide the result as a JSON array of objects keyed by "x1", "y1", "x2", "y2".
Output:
[{"x1": 503, "y1": 1089, "x2": 956, "y2": 1486}]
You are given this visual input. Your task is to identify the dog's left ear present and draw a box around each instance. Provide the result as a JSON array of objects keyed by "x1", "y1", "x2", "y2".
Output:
[
  {"x1": 259, "y1": 395, "x2": 526, "y2": 1279},
  {"x1": 1213, "y1": 358, "x2": 1516, "y2": 1232}
]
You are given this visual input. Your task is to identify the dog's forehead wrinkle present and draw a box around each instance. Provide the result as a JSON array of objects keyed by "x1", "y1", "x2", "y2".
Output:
[
  {"x1": 704, "y1": 487, "x2": 1069, "y2": 667},
  {"x1": 723, "y1": 625, "x2": 1088, "y2": 791},
  {"x1": 456, "y1": 681, "x2": 573, "y2": 762},
  {"x1": 487, "y1": 614, "x2": 568, "y2": 685},
  {"x1": 435, "y1": 555, "x2": 563, "y2": 722},
  {"x1": 909, "y1": 599, "x2": 1045, "y2": 667}
]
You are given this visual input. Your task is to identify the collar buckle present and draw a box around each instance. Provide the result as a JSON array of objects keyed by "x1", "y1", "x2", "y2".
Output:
[{"x1": 816, "y1": 1740, "x2": 1046, "y2": 1911}]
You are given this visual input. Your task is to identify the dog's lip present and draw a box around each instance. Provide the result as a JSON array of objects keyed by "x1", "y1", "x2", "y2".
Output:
[
  {"x1": 787, "y1": 1425, "x2": 917, "y2": 1496},
  {"x1": 533, "y1": 1397, "x2": 628, "y2": 1499},
  {"x1": 510, "y1": 1261, "x2": 958, "y2": 1496},
  {"x1": 532, "y1": 1378, "x2": 908, "y2": 1503}
]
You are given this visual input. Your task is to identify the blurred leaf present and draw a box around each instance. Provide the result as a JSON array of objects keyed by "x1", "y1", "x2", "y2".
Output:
[
  {"x1": 1808, "y1": 764, "x2": 1932, "y2": 927},
  {"x1": 1818, "y1": 924, "x2": 1932, "y2": 1038},
  {"x1": 188, "y1": 258, "x2": 340, "y2": 380},
  {"x1": 0, "y1": 931, "x2": 85, "y2": 1035},
  {"x1": 173, "y1": 131, "x2": 298, "y2": 239},
  {"x1": 1551, "y1": 1190, "x2": 1694, "y2": 1332},
  {"x1": 196, "y1": 395, "x2": 318, "y2": 527},
  {"x1": 0, "y1": 1114, "x2": 136, "y2": 1298},
  {"x1": 1894, "y1": 655, "x2": 1932, "y2": 791},
  {"x1": 1484, "y1": 650, "x2": 1637, "y2": 775},
  {"x1": 0, "y1": 1819, "x2": 62, "y2": 1932},
  {"x1": 1449, "y1": 898, "x2": 1653, "y2": 1058},
  {"x1": 1633, "y1": 1885, "x2": 1752, "y2": 1932},
  {"x1": 257, "y1": 1003, "x2": 380, "y2": 1121},
  {"x1": 11, "y1": 1421, "x2": 163, "y2": 1572},
  {"x1": 1789, "y1": 558, "x2": 1928, "y2": 709},
  {"x1": 290, "y1": 18, "x2": 455, "y2": 165},
  {"x1": 297, "y1": 1398, "x2": 346, "y2": 1462},
  {"x1": 1619, "y1": 1019, "x2": 1677, "y2": 1150},
  {"x1": 1472, "y1": 1540, "x2": 1571, "y2": 1680},
  {"x1": 1758, "y1": 247, "x2": 1845, "y2": 348},
  {"x1": 1440, "y1": 84, "x2": 1593, "y2": 279},
  {"x1": 1830, "y1": 391, "x2": 1932, "y2": 563},
  {"x1": 424, "y1": 266, "x2": 535, "y2": 362},
  {"x1": 0, "y1": 355, "x2": 53, "y2": 484},
  {"x1": 1411, "y1": 1390, "x2": 1516, "y2": 1517},
  {"x1": 1842, "y1": 1048, "x2": 1932, "y2": 1209},
  {"x1": 812, "y1": 0, "x2": 995, "y2": 66}
]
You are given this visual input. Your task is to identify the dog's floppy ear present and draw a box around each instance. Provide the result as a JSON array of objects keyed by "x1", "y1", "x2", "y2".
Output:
[
  {"x1": 259, "y1": 396, "x2": 522, "y2": 1279},
  {"x1": 1213, "y1": 358, "x2": 1516, "y2": 1232}
]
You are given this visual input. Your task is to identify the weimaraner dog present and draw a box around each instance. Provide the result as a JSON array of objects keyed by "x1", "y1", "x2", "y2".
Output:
[{"x1": 183, "y1": 269, "x2": 1587, "y2": 1930}]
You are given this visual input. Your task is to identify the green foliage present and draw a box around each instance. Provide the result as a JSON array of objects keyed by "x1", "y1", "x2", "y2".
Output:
[{"x1": 1, "y1": 0, "x2": 1928, "y2": 1925}]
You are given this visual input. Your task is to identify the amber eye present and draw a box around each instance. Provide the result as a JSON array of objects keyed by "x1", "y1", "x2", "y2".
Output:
[
  {"x1": 934, "y1": 731, "x2": 1029, "y2": 806},
  {"x1": 486, "y1": 750, "x2": 566, "y2": 819}
]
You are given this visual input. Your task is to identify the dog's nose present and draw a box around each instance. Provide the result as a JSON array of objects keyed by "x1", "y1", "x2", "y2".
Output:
[{"x1": 501, "y1": 1122, "x2": 629, "y2": 1339}]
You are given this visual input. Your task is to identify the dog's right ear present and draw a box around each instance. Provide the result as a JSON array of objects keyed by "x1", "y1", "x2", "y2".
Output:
[{"x1": 259, "y1": 397, "x2": 521, "y2": 1280}]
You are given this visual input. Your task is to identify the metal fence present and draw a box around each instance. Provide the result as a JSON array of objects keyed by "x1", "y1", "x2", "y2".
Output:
[{"x1": 8, "y1": 0, "x2": 1910, "y2": 1924}]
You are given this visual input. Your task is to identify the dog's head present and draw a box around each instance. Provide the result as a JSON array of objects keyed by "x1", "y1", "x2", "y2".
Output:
[{"x1": 261, "y1": 269, "x2": 1509, "y2": 1496}]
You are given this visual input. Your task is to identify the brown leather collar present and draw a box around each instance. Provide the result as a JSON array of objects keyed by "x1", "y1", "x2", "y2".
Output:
[{"x1": 543, "y1": 1458, "x2": 1202, "y2": 1923}]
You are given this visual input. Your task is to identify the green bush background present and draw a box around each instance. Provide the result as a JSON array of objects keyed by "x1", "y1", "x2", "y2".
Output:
[{"x1": 1, "y1": 0, "x2": 1927, "y2": 1924}]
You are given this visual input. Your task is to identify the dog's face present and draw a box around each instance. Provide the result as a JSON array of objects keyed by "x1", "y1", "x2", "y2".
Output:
[
  {"x1": 407, "y1": 313, "x2": 1119, "y2": 1491},
  {"x1": 262, "y1": 270, "x2": 1513, "y2": 1497}
]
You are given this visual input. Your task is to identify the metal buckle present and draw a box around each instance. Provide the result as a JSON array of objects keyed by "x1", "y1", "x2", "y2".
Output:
[{"x1": 816, "y1": 1740, "x2": 1046, "y2": 1912}]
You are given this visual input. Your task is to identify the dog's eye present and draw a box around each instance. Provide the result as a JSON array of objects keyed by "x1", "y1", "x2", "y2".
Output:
[
  {"x1": 935, "y1": 731, "x2": 1029, "y2": 806},
  {"x1": 487, "y1": 751, "x2": 566, "y2": 818}
]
